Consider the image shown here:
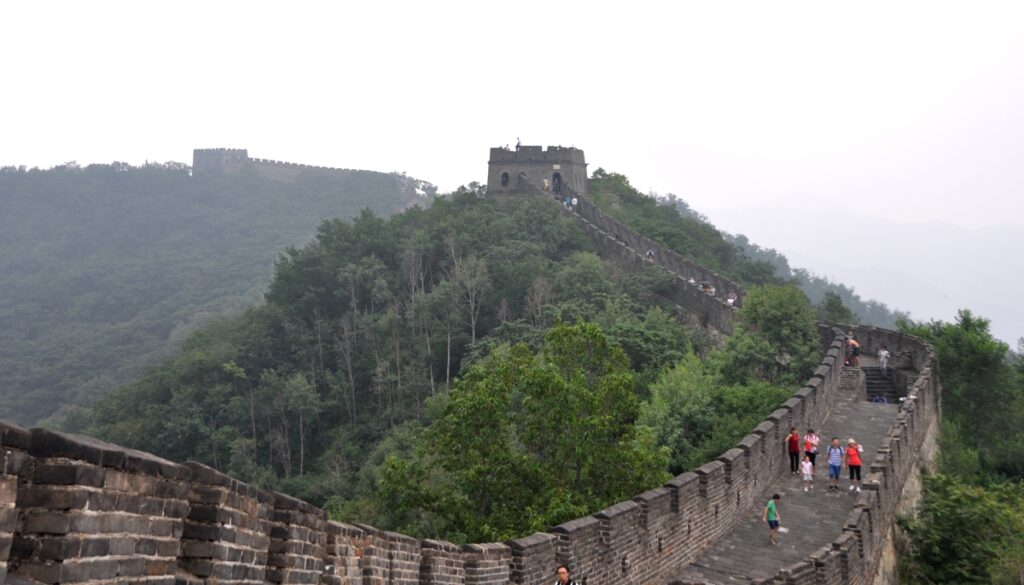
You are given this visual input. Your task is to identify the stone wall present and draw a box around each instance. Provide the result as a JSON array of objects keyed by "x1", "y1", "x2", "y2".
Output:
[
  {"x1": 753, "y1": 325, "x2": 942, "y2": 585},
  {"x1": 0, "y1": 323, "x2": 856, "y2": 585},
  {"x1": 569, "y1": 195, "x2": 743, "y2": 307},
  {"x1": 0, "y1": 335, "x2": 937, "y2": 585},
  {"x1": 515, "y1": 180, "x2": 738, "y2": 339}
]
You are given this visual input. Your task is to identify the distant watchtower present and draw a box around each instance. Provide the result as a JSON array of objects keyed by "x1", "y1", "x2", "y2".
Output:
[
  {"x1": 192, "y1": 148, "x2": 249, "y2": 175},
  {"x1": 487, "y1": 145, "x2": 588, "y2": 196}
]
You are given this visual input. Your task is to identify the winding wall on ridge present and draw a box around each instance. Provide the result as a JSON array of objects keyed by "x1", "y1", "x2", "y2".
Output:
[{"x1": 0, "y1": 185, "x2": 940, "y2": 585}]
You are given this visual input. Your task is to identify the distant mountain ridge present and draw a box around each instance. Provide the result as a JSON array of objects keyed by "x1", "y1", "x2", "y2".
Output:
[{"x1": 0, "y1": 159, "x2": 435, "y2": 426}]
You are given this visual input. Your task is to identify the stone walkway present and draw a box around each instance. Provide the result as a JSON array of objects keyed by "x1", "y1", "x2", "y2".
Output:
[{"x1": 670, "y1": 367, "x2": 901, "y2": 584}]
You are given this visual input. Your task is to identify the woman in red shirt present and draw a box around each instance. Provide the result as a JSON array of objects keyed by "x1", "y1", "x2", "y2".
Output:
[
  {"x1": 785, "y1": 427, "x2": 801, "y2": 475},
  {"x1": 844, "y1": 438, "x2": 863, "y2": 492}
]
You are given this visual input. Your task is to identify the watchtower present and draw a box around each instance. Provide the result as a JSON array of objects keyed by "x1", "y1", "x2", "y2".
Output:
[
  {"x1": 487, "y1": 145, "x2": 588, "y2": 196},
  {"x1": 192, "y1": 148, "x2": 249, "y2": 175}
]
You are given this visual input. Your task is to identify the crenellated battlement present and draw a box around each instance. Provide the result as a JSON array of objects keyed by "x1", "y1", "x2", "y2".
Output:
[
  {"x1": 191, "y1": 149, "x2": 362, "y2": 179},
  {"x1": 487, "y1": 145, "x2": 588, "y2": 196}
]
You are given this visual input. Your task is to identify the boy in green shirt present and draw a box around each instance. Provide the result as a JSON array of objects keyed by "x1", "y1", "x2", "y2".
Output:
[{"x1": 762, "y1": 493, "x2": 782, "y2": 545}]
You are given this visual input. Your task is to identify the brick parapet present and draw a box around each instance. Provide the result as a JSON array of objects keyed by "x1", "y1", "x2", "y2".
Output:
[
  {"x1": 758, "y1": 326, "x2": 941, "y2": 585},
  {"x1": 6, "y1": 427, "x2": 191, "y2": 585},
  {"x1": 1, "y1": 421, "x2": 31, "y2": 585}
]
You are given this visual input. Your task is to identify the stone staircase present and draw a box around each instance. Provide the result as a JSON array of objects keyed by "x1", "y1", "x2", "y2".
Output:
[
  {"x1": 863, "y1": 366, "x2": 905, "y2": 404},
  {"x1": 515, "y1": 180, "x2": 740, "y2": 339}
]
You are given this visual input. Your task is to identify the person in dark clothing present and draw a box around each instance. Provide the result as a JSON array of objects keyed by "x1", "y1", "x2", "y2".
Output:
[
  {"x1": 786, "y1": 427, "x2": 801, "y2": 475},
  {"x1": 554, "y1": 565, "x2": 579, "y2": 585}
]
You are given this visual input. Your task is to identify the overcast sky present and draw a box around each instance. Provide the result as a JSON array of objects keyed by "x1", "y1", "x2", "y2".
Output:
[{"x1": 4, "y1": 1, "x2": 1023, "y2": 342}]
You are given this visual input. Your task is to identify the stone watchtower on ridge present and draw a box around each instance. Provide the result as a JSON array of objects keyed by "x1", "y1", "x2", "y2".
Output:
[
  {"x1": 487, "y1": 145, "x2": 588, "y2": 196},
  {"x1": 192, "y1": 148, "x2": 249, "y2": 175}
]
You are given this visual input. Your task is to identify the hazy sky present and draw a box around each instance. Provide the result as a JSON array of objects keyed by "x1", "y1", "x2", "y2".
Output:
[{"x1": 5, "y1": 1, "x2": 1023, "y2": 341}]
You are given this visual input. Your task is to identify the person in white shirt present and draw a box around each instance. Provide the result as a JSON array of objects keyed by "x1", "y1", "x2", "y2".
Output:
[{"x1": 878, "y1": 344, "x2": 891, "y2": 377}]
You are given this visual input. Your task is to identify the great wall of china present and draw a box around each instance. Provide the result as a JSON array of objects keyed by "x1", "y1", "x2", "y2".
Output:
[{"x1": 0, "y1": 147, "x2": 941, "y2": 585}]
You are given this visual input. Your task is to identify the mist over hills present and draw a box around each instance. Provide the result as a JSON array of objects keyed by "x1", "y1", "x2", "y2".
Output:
[
  {"x1": 0, "y1": 161, "x2": 434, "y2": 426},
  {"x1": 706, "y1": 204, "x2": 1024, "y2": 344}
]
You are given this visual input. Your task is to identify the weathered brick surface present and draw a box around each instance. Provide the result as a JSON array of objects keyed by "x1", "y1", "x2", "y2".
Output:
[
  {"x1": 460, "y1": 543, "x2": 510, "y2": 585},
  {"x1": 1, "y1": 420, "x2": 31, "y2": 585},
  {"x1": 5, "y1": 426, "x2": 190, "y2": 585},
  {"x1": 266, "y1": 493, "x2": 326, "y2": 585},
  {"x1": 420, "y1": 540, "x2": 464, "y2": 585},
  {"x1": 179, "y1": 462, "x2": 271, "y2": 585},
  {"x1": 508, "y1": 532, "x2": 555, "y2": 585}
]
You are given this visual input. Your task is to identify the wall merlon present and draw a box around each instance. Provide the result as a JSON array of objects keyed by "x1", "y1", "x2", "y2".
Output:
[{"x1": 595, "y1": 500, "x2": 641, "y2": 522}]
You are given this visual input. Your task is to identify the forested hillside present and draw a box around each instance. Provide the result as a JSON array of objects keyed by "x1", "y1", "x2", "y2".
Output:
[
  {"x1": 0, "y1": 161, "x2": 433, "y2": 426},
  {"x1": 83, "y1": 177, "x2": 824, "y2": 541},
  {"x1": 587, "y1": 169, "x2": 907, "y2": 327}
]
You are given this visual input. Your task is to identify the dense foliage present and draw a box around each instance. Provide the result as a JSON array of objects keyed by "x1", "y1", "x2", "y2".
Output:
[
  {"x1": 376, "y1": 321, "x2": 670, "y2": 542},
  {"x1": 80, "y1": 174, "x2": 827, "y2": 542},
  {"x1": 587, "y1": 170, "x2": 780, "y2": 287},
  {"x1": 0, "y1": 162, "x2": 430, "y2": 426},
  {"x1": 86, "y1": 188, "x2": 697, "y2": 506},
  {"x1": 897, "y1": 311, "x2": 1024, "y2": 583},
  {"x1": 641, "y1": 285, "x2": 816, "y2": 473},
  {"x1": 585, "y1": 169, "x2": 903, "y2": 326}
]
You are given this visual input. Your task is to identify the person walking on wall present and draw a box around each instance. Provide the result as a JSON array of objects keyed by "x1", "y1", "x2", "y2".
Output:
[
  {"x1": 803, "y1": 428, "x2": 820, "y2": 469},
  {"x1": 763, "y1": 494, "x2": 782, "y2": 545},
  {"x1": 845, "y1": 438, "x2": 864, "y2": 492},
  {"x1": 801, "y1": 455, "x2": 815, "y2": 492},
  {"x1": 826, "y1": 437, "x2": 843, "y2": 491},
  {"x1": 786, "y1": 427, "x2": 801, "y2": 475},
  {"x1": 554, "y1": 565, "x2": 579, "y2": 585},
  {"x1": 878, "y1": 343, "x2": 891, "y2": 377}
]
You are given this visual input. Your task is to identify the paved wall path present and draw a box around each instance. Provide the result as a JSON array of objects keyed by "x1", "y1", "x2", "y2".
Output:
[{"x1": 671, "y1": 364, "x2": 901, "y2": 584}]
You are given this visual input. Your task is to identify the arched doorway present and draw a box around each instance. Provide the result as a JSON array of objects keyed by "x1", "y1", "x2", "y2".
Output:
[
  {"x1": 552, "y1": 172, "x2": 563, "y2": 194},
  {"x1": 500, "y1": 172, "x2": 510, "y2": 187}
]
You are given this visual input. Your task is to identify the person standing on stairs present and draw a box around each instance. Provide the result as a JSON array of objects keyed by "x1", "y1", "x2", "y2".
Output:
[
  {"x1": 846, "y1": 334, "x2": 861, "y2": 367},
  {"x1": 878, "y1": 344, "x2": 891, "y2": 377}
]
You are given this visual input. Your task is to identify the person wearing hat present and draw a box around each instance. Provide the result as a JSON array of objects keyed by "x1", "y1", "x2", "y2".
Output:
[{"x1": 844, "y1": 438, "x2": 864, "y2": 492}]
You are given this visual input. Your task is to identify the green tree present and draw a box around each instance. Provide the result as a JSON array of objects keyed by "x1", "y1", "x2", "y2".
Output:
[
  {"x1": 898, "y1": 474, "x2": 1024, "y2": 584},
  {"x1": 715, "y1": 284, "x2": 820, "y2": 386},
  {"x1": 816, "y1": 291, "x2": 857, "y2": 324},
  {"x1": 901, "y1": 310, "x2": 1024, "y2": 480},
  {"x1": 641, "y1": 353, "x2": 790, "y2": 473},
  {"x1": 380, "y1": 321, "x2": 669, "y2": 542}
]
